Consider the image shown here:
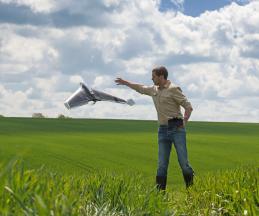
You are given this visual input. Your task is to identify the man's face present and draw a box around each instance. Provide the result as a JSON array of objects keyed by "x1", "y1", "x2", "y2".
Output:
[{"x1": 152, "y1": 71, "x2": 161, "y2": 85}]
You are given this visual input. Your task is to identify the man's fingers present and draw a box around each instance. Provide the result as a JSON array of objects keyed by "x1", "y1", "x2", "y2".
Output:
[{"x1": 115, "y1": 78, "x2": 124, "y2": 85}]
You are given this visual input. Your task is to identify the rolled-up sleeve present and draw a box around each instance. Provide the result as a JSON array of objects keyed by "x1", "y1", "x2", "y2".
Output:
[
  {"x1": 172, "y1": 87, "x2": 193, "y2": 110},
  {"x1": 134, "y1": 85, "x2": 155, "y2": 96}
]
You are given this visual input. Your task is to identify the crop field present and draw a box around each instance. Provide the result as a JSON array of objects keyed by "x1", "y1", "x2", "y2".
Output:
[
  {"x1": 0, "y1": 117, "x2": 258, "y2": 187},
  {"x1": 0, "y1": 117, "x2": 258, "y2": 215}
]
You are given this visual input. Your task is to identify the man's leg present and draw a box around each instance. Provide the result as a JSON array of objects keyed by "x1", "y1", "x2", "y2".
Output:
[
  {"x1": 173, "y1": 127, "x2": 194, "y2": 188},
  {"x1": 156, "y1": 126, "x2": 172, "y2": 190}
]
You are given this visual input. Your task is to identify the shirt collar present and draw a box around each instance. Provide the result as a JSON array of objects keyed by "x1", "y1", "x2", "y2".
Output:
[
  {"x1": 164, "y1": 80, "x2": 171, "y2": 88},
  {"x1": 158, "y1": 80, "x2": 171, "y2": 90}
]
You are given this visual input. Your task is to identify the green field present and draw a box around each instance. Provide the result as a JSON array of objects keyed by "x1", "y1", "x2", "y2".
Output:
[
  {"x1": 0, "y1": 117, "x2": 258, "y2": 190},
  {"x1": 0, "y1": 117, "x2": 258, "y2": 215}
]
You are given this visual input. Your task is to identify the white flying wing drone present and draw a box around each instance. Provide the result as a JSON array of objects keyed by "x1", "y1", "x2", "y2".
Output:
[{"x1": 64, "y1": 82, "x2": 135, "y2": 109}]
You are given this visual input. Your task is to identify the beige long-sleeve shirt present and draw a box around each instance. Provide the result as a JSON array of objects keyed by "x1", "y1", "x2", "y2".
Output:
[{"x1": 133, "y1": 80, "x2": 193, "y2": 125}]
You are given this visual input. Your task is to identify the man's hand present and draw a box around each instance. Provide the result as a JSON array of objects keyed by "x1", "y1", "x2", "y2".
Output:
[
  {"x1": 183, "y1": 107, "x2": 193, "y2": 126},
  {"x1": 115, "y1": 78, "x2": 129, "y2": 86},
  {"x1": 115, "y1": 78, "x2": 143, "y2": 92},
  {"x1": 183, "y1": 118, "x2": 188, "y2": 127}
]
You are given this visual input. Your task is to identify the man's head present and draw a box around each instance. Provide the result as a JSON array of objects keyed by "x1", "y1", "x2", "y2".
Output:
[{"x1": 152, "y1": 66, "x2": 168, "y2": 86}]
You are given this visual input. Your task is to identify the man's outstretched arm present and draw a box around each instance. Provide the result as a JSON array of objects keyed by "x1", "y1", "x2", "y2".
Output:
[
  {"x1": 115, "y1": 78, "x2": 155, "y2": 96},
  {"x1": 115, "y1": 78, "x2": 143, "y2": 90}
]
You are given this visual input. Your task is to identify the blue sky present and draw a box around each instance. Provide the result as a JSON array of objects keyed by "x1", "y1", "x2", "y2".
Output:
[
  {"x1": 159, "y1": 0, "x2": 249, "y2": 16},
  {"x1": 0, "y1": 0, "x2": 258, "y2": 122}
]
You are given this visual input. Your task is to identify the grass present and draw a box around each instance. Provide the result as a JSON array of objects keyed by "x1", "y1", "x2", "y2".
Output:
[
  {"x1": 0, "y1": 161, "x2": 258, "y2": 215},
  {"x1": 0, "y1": 117, "x2": 258, "y2": 190},
  {"x1": 0, "y1": 117, "x2": 258, "y2": 214},
  {"x1": 178, "y1": 166, "x2": 259, "y2": 215},
  {"x1": 0, "y1": 161, "x2": 171, "y2": 215}
]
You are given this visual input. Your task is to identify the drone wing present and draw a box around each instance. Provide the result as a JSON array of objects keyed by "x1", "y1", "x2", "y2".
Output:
[
  {"x1": 64, "y1": 82, "x2": 135, "y2": 109},
  {"x1": 92, "y1": 89, "x2": 135, "y2": 106},
  {"x1": 64, "y1": 83, "x2": 94, "y2": 109}
]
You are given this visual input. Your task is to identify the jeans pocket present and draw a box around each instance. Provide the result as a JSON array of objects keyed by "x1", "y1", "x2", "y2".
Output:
[
  {"x1": 177, "y1": 124, "x2": 184, "y2": 129},
  {"x1": 177, "y1": 126, "x2": 186, "y2": 133}
]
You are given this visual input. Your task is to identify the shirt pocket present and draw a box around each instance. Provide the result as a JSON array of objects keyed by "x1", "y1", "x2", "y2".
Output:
[{"x1": 159, "y1": 93, "x2": 171, "y2": 103}]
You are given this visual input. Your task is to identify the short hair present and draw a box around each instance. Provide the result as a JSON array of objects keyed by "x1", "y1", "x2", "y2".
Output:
[{"x1": 152, "y1": 66, "x2": 168, "y2": 80}]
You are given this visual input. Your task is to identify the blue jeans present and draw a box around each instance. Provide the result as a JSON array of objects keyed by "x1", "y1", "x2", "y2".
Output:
[{"x1": 157, "y1": 125, "x2": 194, "y2": 178}]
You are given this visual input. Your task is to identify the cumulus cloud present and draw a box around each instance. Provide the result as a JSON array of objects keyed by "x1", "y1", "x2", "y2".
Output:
[
  {"x1": 0, "y1": 0, "x2": 259, "y2": 122},
  {"x1": 170, "y1": 0, "x2": 184, "y2": 11},
  {"x1": 92, "y1": 76, "x2": 113, "y2": 89},
  {"x1": 0, "y1": 0, "x2": 54, "y2": 13},
  {"x1": 0, "y1": 0, "x2": 124, "y2": 27},
  {"x1": 0, "y1": 25, "x2": 58, "y2": 81}
]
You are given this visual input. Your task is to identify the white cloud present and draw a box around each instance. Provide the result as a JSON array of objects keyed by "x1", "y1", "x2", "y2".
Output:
[
  {"x1": 70, "y1": 75, "x2": 84, "y2": 84},
  {"x1": 0, "y1": 26, "x2": 58, "y2": 81},
  {"x1": 1, "y1": 35, "x2": 56, "y2": 65},
  {"x1": 92, "y1": 75, "x2": 113, "y2": 89},
  {"x1": 0, "y1": 84, "x2": 46, "y2": 117},
  {"x1": 0, "y1": 0, "x2": 259, "y2": 122},
  {"x1": 123, "y1": 57, "x2": 154, "y2": 75},
  {"x1": 0, "y1": 0, "x2": 55, "y2": 12},
  {"x1": 170, "y1": 0, "x2": 184, "y2": 11},
  {"x1": 192, "y1": 97, "x2": 259, "y2": 123}
]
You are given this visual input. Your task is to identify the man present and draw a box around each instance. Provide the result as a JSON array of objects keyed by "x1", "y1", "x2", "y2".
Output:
[{"x1": 115, "y1": 66, "x2": 194, "y2": 190}]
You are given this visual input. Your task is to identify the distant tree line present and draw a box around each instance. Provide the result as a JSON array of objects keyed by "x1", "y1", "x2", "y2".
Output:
[
  {"x1": 32, "y1": 113, "x2": 70, "y2": 119},
  {"x1": 32, "y1": 113, "x2": 45, "y2": 118},
  {"x1": 57, "y1": 114, "x2": 71, "y2": 119}
]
